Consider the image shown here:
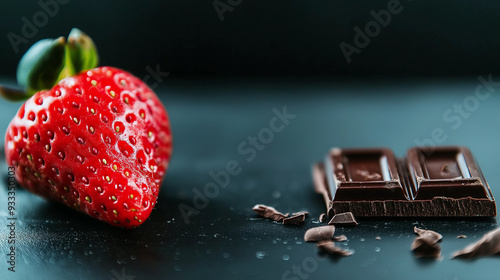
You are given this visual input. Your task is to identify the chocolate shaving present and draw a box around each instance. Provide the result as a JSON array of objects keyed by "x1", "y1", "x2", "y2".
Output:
[
  {"x1": 283, "y1": 211, "x2": 308, "y2": 225},
  {"x1": 304, "y1": 225, "x2": 335, "y2": 242},
  {"x1": 291, "y1": 211, "x2": 309, "y2": 216},
  {"x1": 333, "y1": 234, "x2": 347, "y2": 242},
  {"x1": 414, "y1": 227, "x2": 443, "y2": 244},
  {"x1": 319, "y1": 213, "x2": 327, "y2": 223},
  {"x1": 411, "y1": 226, "x2": 442, "y2": 258},
  {"x1": 252, "y1": 204, "x2": 289, "y2": 222},
  {"x1": 328, "y1": 212, "x2": 358, "y2": 226},
  {"x1": 452, "y1": 228, "x2": 500, "y2": 259},
  {"x1": 457, "y1": 235, "x2": 467, "y2": 239},
  {"x1": 317, "y1": 240, "x2": 352, "y2": 256}
]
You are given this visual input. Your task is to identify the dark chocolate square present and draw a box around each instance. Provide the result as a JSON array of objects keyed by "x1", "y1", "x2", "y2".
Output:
[
  {"x1": 408, "y1": 147, "x2": 490, "y2": 200},
  {"x1": 325, "y1": 148, "x2": 407, "y2": 201}
]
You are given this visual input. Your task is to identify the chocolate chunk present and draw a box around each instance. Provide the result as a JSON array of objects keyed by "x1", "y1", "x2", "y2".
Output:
[
  {"x1": 412, "y1": 238, "x2": 441, "y2": 259},
  {"x1": 291, "y1": 211, "x2": 309, "y2": 216},
  {"x1": 304, "y1": 225, "x2": 335, "y2": 242},
  {"x1": 414, "y1": 227, "x2": 443, "y2": 244},
  {"x1": 283, "y1": 215, "x2": 305, "y2": 225},
  {"x1": 252, "y1": 204, "x2": 289, "y2": 222},
  {"x1": 283, "y1": 211, "x2": 308, "y2": 225},
  {"x1": 319, "y1": 213, "x2": 327, "y2": 223},
  {"x1": 328, "y1": 212, "x2": 358, "y2": 226},
  {"x1": 457, "y1": 235, "x2": 467, "y2": 239},
  {"x1": 411, "y1": 226, "x2": 442, "y2": 258},
  {"x1": 313, "y1": 146, "x2": 496, "y2": 217},
  {"x1": 332, "y1": 234, "x2": 347, "y2": 242},
  {"x1": 317, "y1": 240, "x2": 352, "y2": 256},
  {"x1": 452, "y1": 228, "x2": 500, "y2": 259}
]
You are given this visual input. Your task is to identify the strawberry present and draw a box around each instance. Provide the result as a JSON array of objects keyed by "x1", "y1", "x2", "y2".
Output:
[{"x1": 2, "y1": 30, "x2": 172, "y2": 228}]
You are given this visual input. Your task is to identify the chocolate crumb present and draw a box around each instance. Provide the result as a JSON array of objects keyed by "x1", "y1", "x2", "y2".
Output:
[
  {"x1": 252, "y1": 204, "x2": 289, "y2": 222},
  {"x1": 317, "y1": 240, "x2": 352, "y2": 256},
  {"x1": 291, "y1": 211, "x2": 309, "y2": 217},
  {"x1": 333, "y1": 235, "x2": 348, "y2": 242},
  {"x1": 283, "y1": 212, "x2": 308, "y2": 225},
  {"x1": 457, "y1": 235, "x2": 467, "y2": 239},
  {"x1": 412, "y1": 238, "x2": 441, "y2": 258},
  {"x1": 452, "y1": 228, "x2": 500, "y2": 259},
  {"x1": 411, "y1": 226, "x2": 442, "y2": 258},
  {"x1": 414, "y1": 227, "x2": 442, "y2": 244},
  {"x1": 328, "y1": 212, "x2": 358, "y2": 226},
  {"x1": 319, "y1": 213, "x2": 327, "y2": 223},
  {"x1": 304, "y1": 225, "x2": 335, "y2": 242}
]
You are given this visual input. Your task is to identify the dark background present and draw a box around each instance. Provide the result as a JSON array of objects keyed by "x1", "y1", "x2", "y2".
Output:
[{"x1": 1, "y1": 0, "x2": 500, "y2": 79}]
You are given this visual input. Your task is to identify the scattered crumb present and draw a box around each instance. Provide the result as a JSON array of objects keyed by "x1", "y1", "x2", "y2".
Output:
[
  {"x1": 411, "y1": 226, "x2": 442, "y2": 259},
  {"x1": 291, "y1": 211, "x2": 309, "y2": 217},
  {"x1": 457, "y1": 235, "x2": 467, "y2": 239},
  {"x1": 319, "y1": 213, "x2": 327, "y2": 223},
  {"x1": 283, "y1": 212, "x2": 308, "y2": 225},
  {"x1": 414, "y1": 227, "x2": 442, "y2": 244},
  {"x1": 333, "y1": 234, "x2": 348, "y2": 242},
  {"x1": 252, "y1": 204, "x2": 289, "y2": 222},
  {"x1": 452, "y1": 228, "x2": 500, "y2": 259},
  {"x1": 375, "y1": 236, "x2": 381, "y2": 240},
  {"x1": 317, "y1": 240, "x2": 352, "y2": 256},
  {"x1": 304, "y1": 226, "x2": 336, "y2": 242}
]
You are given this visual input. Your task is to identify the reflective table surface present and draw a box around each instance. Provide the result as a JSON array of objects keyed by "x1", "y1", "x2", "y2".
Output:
[{"x1": 1, "y1": 78, "x2": 499, "y2": 280}]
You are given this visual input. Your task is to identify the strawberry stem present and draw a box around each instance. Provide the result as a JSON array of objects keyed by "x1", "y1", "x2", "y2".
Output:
[
  {"x1": 0, "y1": 28, "x2": 99, "y2": 102},
  {"x1": 0, "y1": 85, "x2": 30, "y2": 101}
]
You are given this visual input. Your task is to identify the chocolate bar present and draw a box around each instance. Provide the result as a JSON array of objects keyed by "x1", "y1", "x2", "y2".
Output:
[{"x1": 313, "y1": 146, "x2": 496, "y2": 217}]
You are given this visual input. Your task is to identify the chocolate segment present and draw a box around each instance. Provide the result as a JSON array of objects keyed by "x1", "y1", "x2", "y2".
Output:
[
  {"x1": 408, "y1": 147, "x2": 490, "y2": 200},
  {"x1": 326, "y1": 148, "x2": 407, "y2": 201},
  {"x1": 313, "y1": 146, "x2": 496, "y2": 217}
]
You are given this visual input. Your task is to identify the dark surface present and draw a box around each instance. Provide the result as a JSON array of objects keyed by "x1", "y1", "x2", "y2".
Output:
[
  {"x1": 1, "y1": 78, "x2": 500, "y2": 280},
  {"x1": 2, "y1": 1, "x2": 500, "y2": 77}
]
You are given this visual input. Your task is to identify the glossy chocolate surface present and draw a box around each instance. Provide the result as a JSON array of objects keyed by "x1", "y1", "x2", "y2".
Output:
[
  {"x1": 408, "y1": 147, "x2": 490, "y2": 200},
  {"x1": 325, "y1": 148, "x2": 406, "y2": 201},
  {"x1": 314, "y1": 146, "x2": 496, "y2": 217}
]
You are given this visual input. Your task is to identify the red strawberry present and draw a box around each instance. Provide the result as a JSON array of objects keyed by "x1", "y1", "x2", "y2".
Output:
[{"x1": 5, "y1": 66, "x2": 172, "y2": 228}]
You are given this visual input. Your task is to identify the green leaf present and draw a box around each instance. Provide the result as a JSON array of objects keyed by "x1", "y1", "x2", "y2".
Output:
[
  {"x1": 7, "y1": 28, "x2": 99, "y2": 101},
  {"x1": 16, "y1": 37, "x2": 66, "y2": 95},
  {"x1": 67, "y1": 28, "x2": 99, "y2": 73}
]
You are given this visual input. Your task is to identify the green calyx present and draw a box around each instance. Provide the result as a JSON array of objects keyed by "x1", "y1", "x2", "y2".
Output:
[
  {"x1": 67, "y1": 28, "x2": 99, "y2": 74},
  {"x1": 1, "y1": 28, "x2": 99, "y2": 101},
  {"x1": 17, "y1": 37, "x2": 67, "y2": 96}
]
